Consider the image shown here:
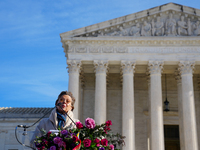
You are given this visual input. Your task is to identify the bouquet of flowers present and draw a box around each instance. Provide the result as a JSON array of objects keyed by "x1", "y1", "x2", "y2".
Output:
[{"x1": 34, "y1": 118, "x2": 125, "y2": 150}]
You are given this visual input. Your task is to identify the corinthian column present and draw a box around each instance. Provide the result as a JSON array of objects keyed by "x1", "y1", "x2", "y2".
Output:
[
  {"x1": 67, "y1": 60, "x2": 82, "y2": 119},
  {"x1": 121, "y1": 60, "x2": 136, "y2": 150},
  {"x1": 148, "y1": 61, "x2": 164, "y2": 150},
  {"x1": 146, "y1": 71, "x2": 151, "y2": 150},
  {"x1": 178, "y1": 61, "x2": 198, "y2": 150},
  {"x1": 175, "y1": 69, "x2": 184, "y2": 150},
  {"x1": 94, "y1": 60, "x2": 108, "y2": 125}
]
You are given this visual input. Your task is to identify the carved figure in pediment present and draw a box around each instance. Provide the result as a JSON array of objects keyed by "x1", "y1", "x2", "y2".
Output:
[
  {"x1": 129, "y1": 23, "x2": 140, "y2": 36},
  {"x1": 98, "y1": 31, "x2": 104, "y2": 36},
  {"x1": 193, "y1": 21, "x2": 200, "y2": 36},
  {"x1": 152, "y1": 17, "x2": 164, "y2": 36},
  {"x1": 187, "y1": 18, "x2": 192, "y2": 36},
  {"x1": 141, "y1": 21, "x2": 151, "y2": 36},
  {"x1": 165, "y1": 13, "x2": 177, "y2": 36},
  {"x1": 119, "y1": 26, "x2": 128, "y2": 36},
  {"x1": 110, "y1": 31, "x2": 120, "y2": 36},
  {"x1": 177, "y1": 16, "x2": 188, "y2": 36},
  {"x1": 110, "y1": 27, "x2": 128, "y2": 36}
]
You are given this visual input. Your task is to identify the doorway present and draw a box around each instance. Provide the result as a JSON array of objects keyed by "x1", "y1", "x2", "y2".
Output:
[{"x1": 164, "y1": 125, "x2": 180, "y2": 150}]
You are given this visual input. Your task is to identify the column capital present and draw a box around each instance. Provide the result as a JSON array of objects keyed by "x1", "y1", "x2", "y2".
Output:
[
  {"x1": 67, "y1": 60, "x2": 82, "y2": 73},
  {"x1": 121, "y1": 60, "x2": 136, "y2": 75},
  {"x1": 174, "y1": 69, "x2": 182, "y2": 84},
  {"x1": 148, "y1": 61, "x2": 164, "y2": 75},
  {"x1": 94, "y1": 60, "x2": 109, "y2": 74},
  {"x1": 178, "y1": 61, "x2": 195, "y2": 75}
]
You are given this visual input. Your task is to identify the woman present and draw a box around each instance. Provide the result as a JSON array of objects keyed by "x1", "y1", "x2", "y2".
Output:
[{"x1": 30, "y1": 91, "x2": 77, "y2": 147}]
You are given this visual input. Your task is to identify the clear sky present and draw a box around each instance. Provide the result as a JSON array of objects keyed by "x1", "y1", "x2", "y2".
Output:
[{"x1": 0, "y1": 0, "x2": 199, "y2": 108}]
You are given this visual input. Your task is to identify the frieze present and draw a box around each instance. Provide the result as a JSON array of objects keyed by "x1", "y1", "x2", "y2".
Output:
[
  {"x1": 67, "y1": 44, "x2": 200, "y2": 54},
  {"x1": 129, "y1": 47, "x2": 200, "y2": 53}
]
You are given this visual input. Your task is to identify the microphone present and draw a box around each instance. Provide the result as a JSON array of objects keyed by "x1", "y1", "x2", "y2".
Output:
[
  {"x1": 22, "y1": 128, "x2": 28, "y2": 136},
  {"x1": 57, "y1": 103, "x2": 62, "y2": 106},
  {"x1": 17, "y1": 125, "x2": 28, "y2": 128}
]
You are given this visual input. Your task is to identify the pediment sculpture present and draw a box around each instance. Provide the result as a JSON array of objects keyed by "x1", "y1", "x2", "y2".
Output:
[{"x1": 80, "y1": 12, "x2": 200, "y2": 37}]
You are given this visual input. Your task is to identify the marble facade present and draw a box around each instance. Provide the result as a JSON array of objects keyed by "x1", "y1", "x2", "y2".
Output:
[{"x1": 60, "y1": 3, "x2": 200, "y2": 150}]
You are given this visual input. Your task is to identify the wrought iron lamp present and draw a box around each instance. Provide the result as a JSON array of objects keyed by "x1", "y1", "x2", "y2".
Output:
[{"x1": 164, "y1": 74, "x2": 170, "y2": 111}]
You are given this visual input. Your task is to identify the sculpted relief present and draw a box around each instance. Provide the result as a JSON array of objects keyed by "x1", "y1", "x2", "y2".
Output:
[{"x1": 92, "y1": 12, "x2": 200, "y2": 37}]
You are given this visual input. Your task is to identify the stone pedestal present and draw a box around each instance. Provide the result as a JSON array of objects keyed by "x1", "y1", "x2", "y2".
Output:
[
  {"x1": 179, "y1": 61, "x2": 198, "y2": 150},
  {"x1": 94, "y1": 60, "x2": 108, "y2": 125},
  {"x1": 67, "y1": 60, "x2": 82, "y2": 119},
  {"x1": 121, "y1": 61, "x2": 136, "y2": 150},
  {"x1": 148, "y1": 61, "x2": 164, "y2": 150}
]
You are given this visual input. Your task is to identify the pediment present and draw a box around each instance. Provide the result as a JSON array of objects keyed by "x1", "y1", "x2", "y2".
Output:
[{"x1": 60, "y1": 3, "x2": 200, "y2": 39}]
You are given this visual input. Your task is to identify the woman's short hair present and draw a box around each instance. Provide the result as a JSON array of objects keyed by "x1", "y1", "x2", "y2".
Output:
[{"x1": 55, "y1": 91, "x2": 75, "y2": 111}]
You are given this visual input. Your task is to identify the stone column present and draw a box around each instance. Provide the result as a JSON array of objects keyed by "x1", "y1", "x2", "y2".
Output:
[
  {"x1": 178, "y1": 61, "x2": 198, "y2": 150},
  {"x1": 121, "y1": 60, "x2": 136, "y2": 150},
  {"x1": 67, "y1": 60, "x2": 82, "y2": 119},
  {"x1": 175, "y1": 69, "x2": 184, "y2": 150},
  {"x1": 146, "y1": 71, "x2": 151, "y2": 150},
  {"x1": 148, "y1": 61, "x2": 164, "y2": 150},
  {"x1": 94, "y1": 60, "x2": 108, "y2": 125}
]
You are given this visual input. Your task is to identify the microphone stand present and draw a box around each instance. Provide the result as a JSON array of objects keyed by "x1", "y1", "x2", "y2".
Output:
[{"x1": 15, "y1": 106, "x2": 55, "y2": 150}]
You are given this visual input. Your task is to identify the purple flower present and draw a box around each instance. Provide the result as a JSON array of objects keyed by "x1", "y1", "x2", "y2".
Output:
[
  {"x1": 58, "y1": 141, "x2": 66, "y2": 148},
  {"x1": 61, "y1": 130, "x2": 68, "y2": 135},
  {"x1": 99, "y1": 147, "x2": 105, "y2": 150},
  {"x1": 50, "y1": 146, "x2": 56, "y2": 150},
  {"x1": 35, "y1": 143, "x2": 41, "y2": 147},
  {"x1": 85, "y1": 118, "x2": 95, "y2": 129},
  {"x1": 53, "y1": 137, "x2": 62, "y2": 144}
]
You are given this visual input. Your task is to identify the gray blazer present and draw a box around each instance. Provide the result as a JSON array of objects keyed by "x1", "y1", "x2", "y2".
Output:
[{"x1": 30, "y1": 108, "x2": 77, "y2": 147}]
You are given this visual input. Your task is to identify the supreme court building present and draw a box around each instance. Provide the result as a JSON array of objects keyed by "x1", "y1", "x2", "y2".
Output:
[
  {"x1": 60, "y1": 2, "x2": 200, "y2": 150},
  {"x1": 1, "y1": 2, "x2": 200, "y2": 150}
]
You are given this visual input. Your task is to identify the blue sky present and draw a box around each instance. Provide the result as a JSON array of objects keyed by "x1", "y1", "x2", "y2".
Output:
[{"x1": 0, "y1": 0, "x2": 199, "y2": 107}]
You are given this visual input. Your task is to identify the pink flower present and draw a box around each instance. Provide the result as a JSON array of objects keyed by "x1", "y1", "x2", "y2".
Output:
[
  {"x1": 58, "y1": 141, "x2": 66, "y2": 148},
  {"x1": 101, "y1": 138, "x2": 108, "y2": 146},
  {"x1": 72, "y1": 135, "x2": 79, "y2": 142},
  {"x1": 83, "y1": 139, "x2": 91, "y2": 147},
  {"x1": 93, "y1": 138, "x2": 100, "y2": 147},
  {"x1": 47, "y1": 131, "x2": 52, "y2": 137},
  {"x1": 40, "y1": 146, "x2": 45, "y2": 150},
  {"x1": 53, "y1": 137, "x2": 62, "y2": 144},
  {"x1": 106, "y1": 120, "x2": 112, "y2": 126},
  {"x1": 50, "y1": 146, "x2": 56, "y2": 150},
  {"x1": 85, "y1": 118, "x2": 95, "y2": 129},
  {"x1": 42, "y1": 139, "x2": 48, "y2": 145},
  {"x1": 76, "y1": 121, "x2": 83, "y2": 129},
  {"x1": 109, "y1": 144, "x2": 114, "y2": 150}
]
